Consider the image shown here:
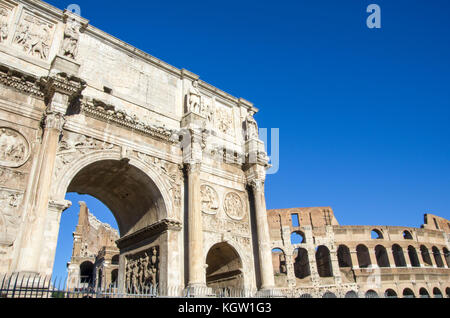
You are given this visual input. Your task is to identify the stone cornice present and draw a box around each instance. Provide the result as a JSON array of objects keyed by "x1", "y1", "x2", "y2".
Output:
[
  {"x1": 116, "y1": 219, "x2": 182, "y2": 250},
  {"x1": 80, "y1": 99, "x2": 179, "y2": 145},
  {"x1": 0, "y1": 64, "x2": 44, "y2": 98},
  {"x1": 39, "y1": 73, "x2": 86, "y2": 101}
]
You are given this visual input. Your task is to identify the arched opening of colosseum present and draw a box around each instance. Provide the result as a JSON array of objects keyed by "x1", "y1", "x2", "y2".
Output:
[
  {"x1": 315, "y1": 246, "x2": 333, "y2": 278},
  {"x1": 375, "y1": 245, "x2": 390, "y2": 268},
  {"x1": 205, "y1": 242, "x2": 244, "y2": 289},
  {"x1": 356, "y1": 245, "x2": 371, "y2": 268},
  {"x1": 433, "y1": 288, "x2": 443, "y2": 298},
  {"x1": 365, "y1": 290, "x2": 379, "y2": 298},
  {"x1": 420, "y1": 245, "x2": 433, "y2": 266},
  {"x1": 322, "y1": 291, "x2": 337, "y2": 298},
  {"x1": 290, "y1": 231, "x2": 306, "y2": 244},
  {"x1": 392, "y1": 244, "x2": 406, "y2": 267},
  {"x1": 407, "y1": 246, "x2": 421, "y2": 267},
  {"x1": 345, "y1": 291, "x2": 358, "y2": 298},
  {"x1": 419, "y1": 288, "x2": 430, "y2": 298},
  {"x1": 443, "y1": 248, "x2": 450, "y2": 267},
  {"x1": 272, "y1": 248, "x2": 287, "y2": 287},
  {"x1": 403, "y1": 288, "x2": 415, "y2": 298},
  {"x1": 79, "y1": 261, "x2": 94, "y2": 285},
  {"x1": 337, "y1": 245, "x2": 352, "y2": 268},
  {"x1": 111, "y1": 254, "x2": 120, "y2": 265},
  {"x1": 55, "y1": 159, "x2": 168, "y2": 290},
  {"x1": 293, "y1": 248, "x2": 311, "y2": 281},
  {"x1": 371, "y1": 229, "x2": 383, "y2": 240},
  {"x1": 385, "y1": 289, "x2": 397, "y2": 298},
  {"x1": 432, "y1": 246, "x2": 445, "y2": 268},
  {"x1": 446, "y1": 287, "x2": 450, "y2": 298},
  {"x1": 403, "y1": 230, "x2": 413, "y2": 240}
]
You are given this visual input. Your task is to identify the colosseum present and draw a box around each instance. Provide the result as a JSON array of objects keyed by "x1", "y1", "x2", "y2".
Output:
[{"x1": 0, "y1": 0, "x2": 448, "y2": 298}]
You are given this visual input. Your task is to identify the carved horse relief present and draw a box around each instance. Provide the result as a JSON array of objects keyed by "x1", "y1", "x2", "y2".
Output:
[{"x1": 0, "y1": 128, "x2": 30, "y2": 168}]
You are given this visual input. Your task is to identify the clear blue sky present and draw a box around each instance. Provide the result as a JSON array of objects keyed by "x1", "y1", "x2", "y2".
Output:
[{"x1": 51, "y1": 0, "x2": 450, "y2": 278}]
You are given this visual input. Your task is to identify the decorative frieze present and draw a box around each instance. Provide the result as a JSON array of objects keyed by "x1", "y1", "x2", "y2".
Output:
[
  {"x1": 125, "y1": 246, "x2": 159, "y2": 292},
  {"x1": 203, "y1": 213, "x2": 250, "y2": 237},
  {"x1": 81, "y1": 99, "x2": 178, "y2": 144},
  {"x1": 0, "y1": 65, "x2": 44, "y2": 98}
]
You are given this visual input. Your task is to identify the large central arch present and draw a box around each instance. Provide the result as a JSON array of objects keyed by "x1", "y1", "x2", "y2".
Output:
[
  {"x1": 50, "y1": 149, "x2": 182, "y2": 291},
  {"x1": 67, "y1": 159, "x2": 166, "y2": 236}
]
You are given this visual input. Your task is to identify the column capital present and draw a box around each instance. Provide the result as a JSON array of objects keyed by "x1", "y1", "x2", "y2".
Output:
[
  {"x1": 248, "y1": 179, "x2": 265, "y2": 192},
  {"x1": 43, "y1": 111, "x2": 66, "y2": 132},
  {"x1": 185, "y1": 162, "x2": 202, "y2": 175}
]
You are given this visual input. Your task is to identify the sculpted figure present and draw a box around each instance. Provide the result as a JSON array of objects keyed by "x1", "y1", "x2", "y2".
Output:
[
  {"x1": 0, "y1": 129, "x2": 27, "y2": 163},
  {"x1": 0, "y1": 9, "x2": 8, "y2": 43},
  {"x1": 151, "y1": 247, "x2": 157, "y2": 265},
  {"x1": 188, "y1": 80, "x2": 201, "y2": 114},
  {"x1": 15, "y1": 23, "x2": 30, "y2": 46},
  {"x1": 245, "y1": 110, "x2": 259, "y2": 140},
  {"x1": 200, "y1": 185, "x2": 219, "y2": 212},
  {"x1": 61, "y1": 18, "x2": 79, "y2": 59},
  {"x1": 28, "y1": 23, "x2": 50, "y2": 60}
]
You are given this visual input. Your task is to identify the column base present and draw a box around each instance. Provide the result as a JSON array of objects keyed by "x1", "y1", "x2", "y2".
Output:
[
  {"x1": 256, "y1": 286, "x2": 283, "y2": 298},
  {"x1": 185, "y1": 283, "x2": 209, "y2": 297}
]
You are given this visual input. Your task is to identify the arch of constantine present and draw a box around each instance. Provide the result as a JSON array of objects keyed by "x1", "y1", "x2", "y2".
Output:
[{"x1": 0, "y1": 0, "x2": 448, "y2": 298}]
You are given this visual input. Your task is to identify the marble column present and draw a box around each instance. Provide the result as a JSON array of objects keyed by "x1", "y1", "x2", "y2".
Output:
[
  {"x1": 249, "y1": 179, "x2": 275, "y2": 290},
  {"x1": 15, "y1": 74, "x2": 85, "y2": 275},
  {"x1": 15, "y1": 112, "x2": 66, "y2": 274},
  {"x1": 186, "y1": 163, "x2": 206, "y2": 289}
]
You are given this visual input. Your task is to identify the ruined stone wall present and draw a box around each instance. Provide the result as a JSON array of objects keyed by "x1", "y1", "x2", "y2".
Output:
[
  {"x1": 67, "y1": 201, "x2": 119, "y2": 289},
  {"x1": 268, "y1": 208, "x2": 450, "y2": 298}
]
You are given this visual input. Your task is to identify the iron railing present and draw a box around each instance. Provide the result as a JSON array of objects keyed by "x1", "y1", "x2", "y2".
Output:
[{"x1": 1, "y1": 273, "x2": 448, "y2": 298}]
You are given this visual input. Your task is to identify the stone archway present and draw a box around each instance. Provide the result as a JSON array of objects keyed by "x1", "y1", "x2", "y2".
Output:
[
  {"x1": 66, "y1": 159, "x2": 167, "y2": 236},
  {"x1": 49, "y1": 150, "x2": 182, "y2": 292},
  {"x1": 205, "y1": 242, "x2": 244, "y2": 290}
]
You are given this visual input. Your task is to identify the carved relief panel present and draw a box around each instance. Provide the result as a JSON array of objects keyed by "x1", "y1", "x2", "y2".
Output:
[
  {"x1": 0, "y1": 187, "x2": 24, "y2": 244},
  {"x1": 13, "y1": 10, "x2": 55, "y2": 60},
  {"x1": 223, "y1": 192, "x2": 245, "y2": 221},
  {"x1": 0, "y1": 127, "x2": 30, "y2": 168},
  {"x1": 125, "y1": 246, "x2": 159, "y2": 292},
  {"x1": 0, "y1": 1, "x2": 14, "y2": 44},
  {"x1": 201, "y1": 182, "x2": 249, "y2": 237},
  {"x1": 200, "y1": 184, "x2": 219, "y2": 215},
  {"x1": 214, "y1": 100, "x2": 234, "y2": 137}
]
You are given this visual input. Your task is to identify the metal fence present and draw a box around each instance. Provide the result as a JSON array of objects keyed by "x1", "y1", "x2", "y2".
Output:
[
  {"x1": 0, "y1": 273, "x2": 283, "y2": 299},
  {"x1": 2, "y1": 274, "x2": 447, "y2": 298}
]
